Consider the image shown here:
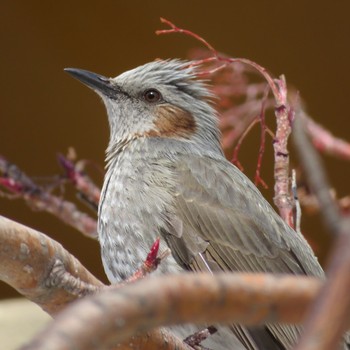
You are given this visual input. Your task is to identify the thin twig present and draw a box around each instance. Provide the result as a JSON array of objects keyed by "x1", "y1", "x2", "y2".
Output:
[
  {"x1": 254, "y1": 87, "x2": 270, "y2": 189},
  {"x1": 57, "y1": 153, "x2": 101, "y2": 211},
  {"x1": 292, "y1": 169, "x2": 301, "y2": 233},
  {"x1": 231, "y1": 117, "x2": 260, "y2": 171},
  {"x1": 302, "y1": 113, "x2": 350, "y2": 160},
  {"x1": 126, "y1": 238, "x2": 171, "y2": 283},
  {"x1": 184, "y1": 326, "x2": 217, "y2": 349},
  {"x1": 0, "y1": 157, "x2": 97, "y2": 238}
]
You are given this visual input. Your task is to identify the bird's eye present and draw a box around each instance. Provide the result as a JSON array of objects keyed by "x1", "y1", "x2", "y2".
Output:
[{"x1": 143, "y1": 89, "x2": 162, "y2": 103}]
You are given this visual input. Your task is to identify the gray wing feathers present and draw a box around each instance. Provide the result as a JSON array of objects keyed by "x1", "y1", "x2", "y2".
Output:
[
  {"x1": 167, "y1": 154, "x2": 326, "y2": 349},
  {"x1": 173, "y1": 155, "x2": 324, "y2": 278}
]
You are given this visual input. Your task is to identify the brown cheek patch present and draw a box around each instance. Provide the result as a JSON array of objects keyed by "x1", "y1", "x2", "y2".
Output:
[{"x1": 148, "y1": 104, "x2": 197, "y2": 138}]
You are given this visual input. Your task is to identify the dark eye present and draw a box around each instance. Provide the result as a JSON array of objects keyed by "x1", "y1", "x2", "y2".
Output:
[{"x1": 143, "y1": 89, "x2": 162, "y2": 103}]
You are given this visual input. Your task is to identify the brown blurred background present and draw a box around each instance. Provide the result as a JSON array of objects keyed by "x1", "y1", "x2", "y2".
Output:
[{"x1": 1, "y1": 1, "x2": 349, "y2": 300}]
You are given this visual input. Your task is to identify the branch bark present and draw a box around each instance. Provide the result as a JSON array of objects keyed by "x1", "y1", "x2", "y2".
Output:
[
  {"x1": 293, "y1": 115, "x2": 350, "y2": 350},
  {"x1": 0, "y1": 215, "x2": 191, "y2": 350},
  {"x1": 0, "y1": 215, "x2": 103, "y2": 314},
  {"x1": 22, "y1": 273, "x2": 323, "y2": 350}
]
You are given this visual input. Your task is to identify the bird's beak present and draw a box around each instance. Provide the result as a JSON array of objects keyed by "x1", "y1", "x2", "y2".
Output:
[{"x1": 64, "y1": 68, "x2": 117, "y2": 98}]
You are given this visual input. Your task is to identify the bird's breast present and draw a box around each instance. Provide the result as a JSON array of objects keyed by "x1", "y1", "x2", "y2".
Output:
[{"x1": 98, "y1": 144, "x2": 181, "y2": 282}]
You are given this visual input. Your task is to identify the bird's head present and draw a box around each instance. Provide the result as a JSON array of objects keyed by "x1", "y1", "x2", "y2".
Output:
[{"x1": 65, "y1": 60, "x2": 222, "y2": 157}]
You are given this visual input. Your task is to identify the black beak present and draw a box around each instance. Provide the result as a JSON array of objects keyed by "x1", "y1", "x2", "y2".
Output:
[{"x1": 64, "y1": 68, "x2": 117, "y2": 98}]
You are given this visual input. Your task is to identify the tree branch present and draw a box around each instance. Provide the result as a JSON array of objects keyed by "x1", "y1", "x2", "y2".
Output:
[
  {"x1": 0, "y1": 215, "x2": 103, "y2": 314},
  {"x1": 293, "y1": 114, "x2": 350, "y2": 350},
  {"x1": 22, "y1": 273, "x2": 322, "y2": 350},
  {"x1": 302, "y1": 112, "x2": 350, "y2": 161},
  {"x1": 57, "y1": 153, "x2": 101, "y2": 211},
  {"x1": 0, "y1": 157, "x2": 97, "y2": 238},
  {"x1": 0, "y1": 215, "x2": 191, "y2": 350}
]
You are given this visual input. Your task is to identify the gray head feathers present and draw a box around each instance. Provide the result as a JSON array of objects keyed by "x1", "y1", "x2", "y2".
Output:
[
  {"x1": 102, "y1": 59, "x2": 223, "y2": 157},
  {"x1": 115, "y1": 59, "x2": 214, "y2": 100}
]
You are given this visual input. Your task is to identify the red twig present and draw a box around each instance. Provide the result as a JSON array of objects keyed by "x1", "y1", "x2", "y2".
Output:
[
  {"x1": 254, "y1": 88, "x2": 269, "y2": 189},
  {"x1": 0, "y1": 177, "x2": 24, "y2": 194},
  {"x1": 0, "y1": 157, "x2": 97, "y2": 238},
  {"x1": 220, "y1": 99, "x2": 275, "y2": 152},
  {"x1": 230, "y1": 94, "x2": 272, "y2": 190},
  {"x1": 157, "y1": 18, "x2": 280, "y2": 99},
  {"x1": 57, "y1": 153, "x2": 101, "y2": 210},
  {"x1": 231, "y1": 117, "x2": 260, "y2": 171},
  {"x1": 126, "y1": 238, "x2": 170, "y2": 283},
  {"x1": 303, "y1": 114, "x2": 350, "y2": 160},
  {"x1": 156, "y1": 18, "x2": 218, "y2": 57}
]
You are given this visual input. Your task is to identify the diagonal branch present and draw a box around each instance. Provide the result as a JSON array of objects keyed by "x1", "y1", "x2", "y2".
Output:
[
  {"x1": 57, "y1": 153, "x2": 101, "y2": 211},
  {"x1": 293, "y1": 114, "x2": 341, "y2": 235},
  {"x1": 0, "y1": 157, "x2": 97, "y2": 238},
  {"x1": 0, "y1": 215, "x2": 103, "y2": 314},
  {"x1": 293, "y1": 114, "x2": 350, "y2": 350},
  {"x1": 0, "y1": 215, "x2": 190, "y2": 350},
  {"x1": 302, "y1": 112, "x2": 350, "y2": 161}
]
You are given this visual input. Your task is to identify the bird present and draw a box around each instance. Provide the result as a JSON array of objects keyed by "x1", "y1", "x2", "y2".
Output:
[{"x1": 64, "y1": 60, "x2": 346, "y2": 350}]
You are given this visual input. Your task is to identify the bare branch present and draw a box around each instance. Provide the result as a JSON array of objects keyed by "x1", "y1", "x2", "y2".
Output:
[
  {"x1": 293, "y1": 115, "x2": 350, "y2": 350},
  {"x1": 302, "y1": 113, "x2": 350, "y2": 160},
  {"x1": 292, "y1": 169, "x2": 301, "y2": 233},
  {"x1": 57, "y1": 153, "x2": 101, "y2": 210},
  {"x1": 22, "y1": 273, "x2": 322, "y2": 350},
  {"x1": 254, "y1": 87, "x2": 269, "y2": 189},
  {"x1": 0, "y1": 216, "x2": 192, "y2": 350},
  {"x1": 0, "y1": 215, "x2": 103, "y2": 314},
  {"x1": 48, "y1": 259, "x2": 100, "y2": 297},
  {"x1": 0, "y1": 157, "x2": 97, "y2": 238},
  {"x1": 272, "y1": 76, "x2": 294, "y2": 227},
  {"x1": 293, "y1": 114, "x2": 341, "y2": 234}
]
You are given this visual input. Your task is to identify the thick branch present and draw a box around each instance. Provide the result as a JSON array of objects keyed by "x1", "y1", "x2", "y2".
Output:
[
  {"x1": 293, "y1": 115, "x2": 341, "y2": 235},
  {"x1": 272, "y1": 76, "x2": 294, "y2": 227},
  {"x1": 293, "y1": 116, "x2": 350, "y2": 350},
  {"x1": 0, "y1": 215, "x2": 190, "y2": 350},
  {"x1": 22, "y1": 273, "x2": 322, "y2": 350},
  {"x1": 0, "y1": 215, "x2": 103, "y2": 314}
]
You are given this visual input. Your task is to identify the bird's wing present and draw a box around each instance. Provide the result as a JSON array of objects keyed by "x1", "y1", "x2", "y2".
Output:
[
  {"x1": 169, "y1": 154, "x2": 323, "y2": 278},
  {"x1": 164, "y1": 154, "x2": 324, "y2": 350}
]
